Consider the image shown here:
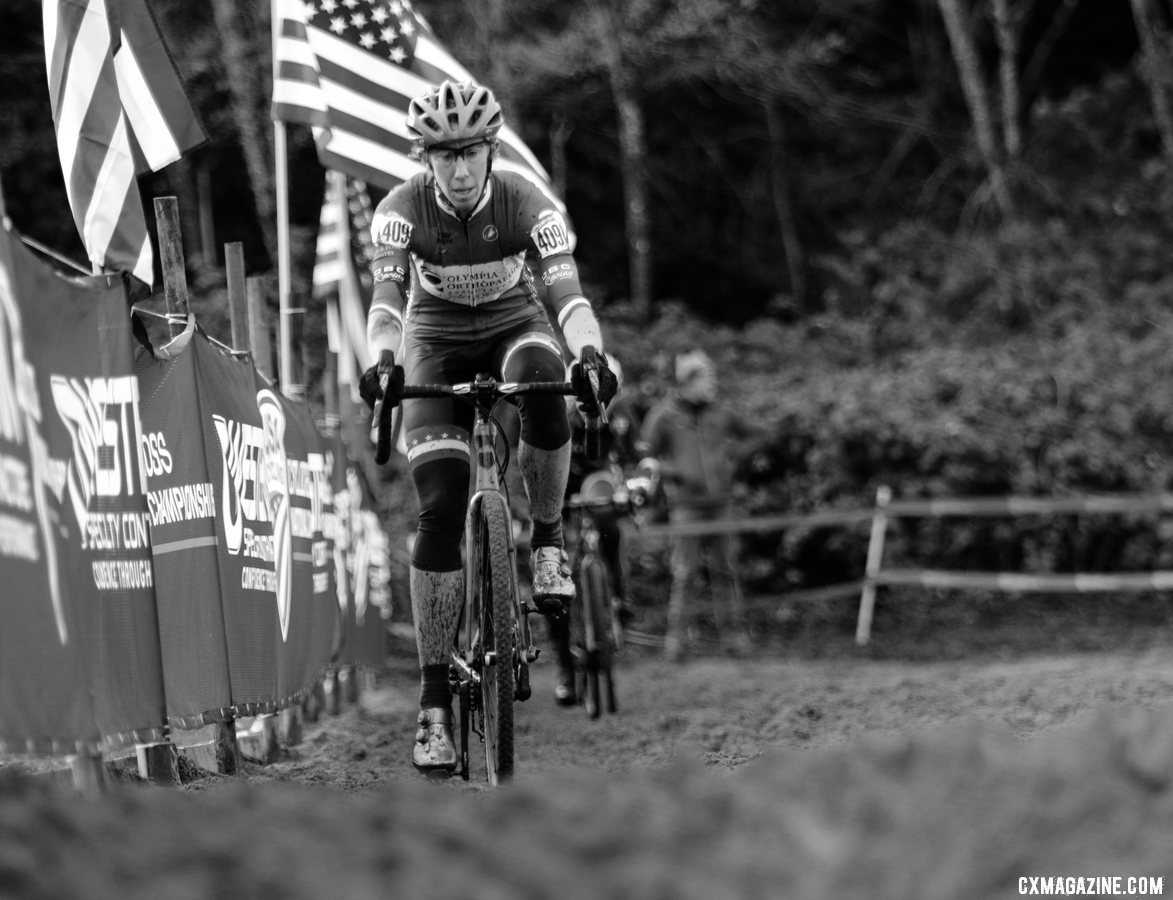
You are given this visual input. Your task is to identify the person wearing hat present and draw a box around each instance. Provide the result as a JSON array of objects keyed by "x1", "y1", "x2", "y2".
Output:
[
  {"x1": 359, "y1": 79, "x2": 617, "y2": 775},
  {"x1": 640, "y1": 349, "x2": 768, "y2": 661}
]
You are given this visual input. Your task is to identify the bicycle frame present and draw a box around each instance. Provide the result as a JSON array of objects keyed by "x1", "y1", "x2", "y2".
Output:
[
  {"x1": 463, "y1": 378, "x2": 543, "y2": 661},
  {"x1": 564, "y1": 476, "x2": 641, "y2": 718}
]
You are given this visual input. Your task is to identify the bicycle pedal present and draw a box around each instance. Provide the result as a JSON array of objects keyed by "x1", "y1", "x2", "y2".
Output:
[
  {"x1": 533, "y1": 596, "x2": 569, "y2": 617},
  {"x1": 516, "y1": 662, "x2": 531, "y2": 702}
]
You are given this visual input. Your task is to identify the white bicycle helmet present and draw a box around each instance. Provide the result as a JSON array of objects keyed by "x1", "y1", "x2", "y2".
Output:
[{"x1": 406, "y1": 80, "x2": 504, "y2": 148}]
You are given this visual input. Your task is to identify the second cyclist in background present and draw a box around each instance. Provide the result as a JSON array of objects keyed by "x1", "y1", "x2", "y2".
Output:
[
  {"x1": 360, "y1": 79, "x2": 616, "y2": 775},
  {"x1": 549, "y1": 357, "x2": 646, "y2": 706}
]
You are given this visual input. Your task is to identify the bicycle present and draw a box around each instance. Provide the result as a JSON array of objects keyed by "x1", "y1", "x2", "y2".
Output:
[
  {"x1": 563, "y1": 460, "x2": 659, "y2": 719},
  {"x1": 371, "y1": 347, "x2": 608, "y2": 783}
]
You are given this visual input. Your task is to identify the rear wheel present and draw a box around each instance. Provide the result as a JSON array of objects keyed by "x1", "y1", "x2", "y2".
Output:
[
  {"x1": 579, "y1": 557, "x2": 615, "y2": 719},
  {"x1": 472, "y1": 496, "x2": 516, "y2": 783}
]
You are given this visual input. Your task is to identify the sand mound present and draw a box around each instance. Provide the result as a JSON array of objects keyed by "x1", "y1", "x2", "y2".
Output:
[{"x1": 3, "y1": 686, "x2": 1171, "y2": 900}]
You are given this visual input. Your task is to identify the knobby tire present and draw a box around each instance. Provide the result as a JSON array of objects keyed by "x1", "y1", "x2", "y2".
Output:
[
  {"x1": 474, "y1": 496, "x2": 516, "y2": 783},
  {"x1": 580, "y1": 556, "x2": 614, "y2": 720}
]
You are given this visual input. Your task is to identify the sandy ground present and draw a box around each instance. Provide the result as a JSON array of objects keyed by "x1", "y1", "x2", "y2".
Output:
[{"x1": 4, "y1": 641, "x2": 1173, "y2": 899}]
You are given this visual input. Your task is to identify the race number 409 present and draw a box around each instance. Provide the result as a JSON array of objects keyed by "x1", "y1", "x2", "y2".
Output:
[
  {"x1": 531, "y1": 211, "x2": 571, "y2": 258},
  {"x1": 372, "y1": 212, "x2": 413, "y2": 249}
]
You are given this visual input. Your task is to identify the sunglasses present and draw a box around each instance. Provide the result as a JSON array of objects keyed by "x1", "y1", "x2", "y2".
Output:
[{"x1": 428, "y1": 142, "x2": 491, "y2": 167}]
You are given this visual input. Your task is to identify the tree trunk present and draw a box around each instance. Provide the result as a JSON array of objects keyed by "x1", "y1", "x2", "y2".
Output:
[
  {"x1": 936, "y1": 0, "x2": 1014, "y2": 216},
  {"x1": 482, "y1": 0, "x2": 514, "y2": 111},
  {"x1": 549, "y1": 113, "x2": 572, "y2": 202},
  {"x1": 208, "y1": 0, "x2": 279, "y2": 266},
  {"x1": 991, "y1": 0, "x2": 1023, "y2": 161},
  {"x1": 1130, "y1": 0, "x2": 1173, "y2": 165},
  {"x1": 1021, "y1": 0, "x2": 1080, "y2": 107},
  {"x1": 611, "y1": 82, "x2": 654, "y2": 319},
  {"x1": 591, "y1": 3, "x2": 654, "y2": 319},
  {"x1": 763, "y1": 101, "x2": 806, "y2": 312}
]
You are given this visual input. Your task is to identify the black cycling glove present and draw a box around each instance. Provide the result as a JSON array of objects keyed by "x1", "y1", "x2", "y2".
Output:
[
  {"x1": 359, "y1": 360, "x2": 405, "y2": 411},
  {"x1": 359, "y1": 364, "x2": 382, "y2": 411},
  {"x1": 571, "y1": 349, "x2": 618, "y2": 416}
]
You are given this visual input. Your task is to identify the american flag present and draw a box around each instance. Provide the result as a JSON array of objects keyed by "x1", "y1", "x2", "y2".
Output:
[
  {"x1": 272, "y1": 0, "x2": 564, "y2": 210},
  {"x1": 43, "y1": 0, "x2": 206, "y2": 287},
  {"x1": 315, "y1": 170, "x2": 374, "y2": 398}
]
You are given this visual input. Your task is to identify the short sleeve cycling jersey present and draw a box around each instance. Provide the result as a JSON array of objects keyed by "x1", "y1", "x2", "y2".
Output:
[{"x1": 368, "y1": 170, "x2": 590, "y2": 341}]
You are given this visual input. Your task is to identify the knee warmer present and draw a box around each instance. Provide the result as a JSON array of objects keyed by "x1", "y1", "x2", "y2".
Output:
[
  {"x1": 411, "y1": 458, "x2": 468, "y2": 571},
  {"x1": 503, "y1": 340, "x2": 571, "y2": 451},
  {"x1": 517, "y1": 394, "x2": 571, "y2": 451}
]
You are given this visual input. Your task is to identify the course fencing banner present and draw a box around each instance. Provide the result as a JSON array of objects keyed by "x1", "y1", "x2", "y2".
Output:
[
  {"x1": 355, "y1": 506, "x2": 391, "y2": 666},
  {"x1": 344, "y1": 469, "x2": 391, "y2": 668},
  {"x1": 134, "y1": 321, "x2": 232, "y2": 727},
  {"x1": 259, "y1": 381, "x2": 337, "y2": 704},
  {"x1": 0, "y1": 226, "x2": 165, "y2": 753},
  {"x1": 327, "y1": 433, "x2": 353, "y2": 667},
  {"x1": 190, "y1": 334, "x2": 279, "y2": 714},
  {"x1": 138, "y1": 325, "x2": 341, "y2": 720},
  {"x1": 0, "y1": 229, "x2": 98, "y2": 753}
]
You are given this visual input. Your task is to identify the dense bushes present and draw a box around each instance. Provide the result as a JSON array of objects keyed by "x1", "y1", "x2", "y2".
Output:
[
  {"x1": 600, "y1": 208, "x2": 1173, "y2": 600},
  {"x1": 365, "y1": 189, "x2": 1173, "y2": 646}
]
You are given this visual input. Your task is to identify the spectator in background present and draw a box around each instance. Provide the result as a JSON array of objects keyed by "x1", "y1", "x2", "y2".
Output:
[
  {"x1": 640, "y1": 349, "x2": 769, "y2": 661},
  {"x1": 630, "y1": 351, "x2": 672, "y2": 427}
]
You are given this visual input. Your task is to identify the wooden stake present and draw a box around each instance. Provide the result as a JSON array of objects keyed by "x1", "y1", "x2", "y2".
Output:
[
  {"x1": 67, "y1": 750, "x2": 107, "y2": 795},
  {"x1": 225, "y1": 242, "x2": 248, "y2": 351},
  {"x1": 247, "y1": 276, "x2": 273, "y2": 380},
  {"x1": 153, "y1": 197, "x2": 189, "y2": 339},
  {"x1": 237, "y1": 714, "x2": 281, "y2": 764},
  {"x1": 136, "y1": 741, "x2": 179, "y2": 784},
  {"x1": 213, "y1": 720, "x2": 240, "y2": 775},
  {"x1": 280, "y1": 705, "x2": 303, "y2": 747}
]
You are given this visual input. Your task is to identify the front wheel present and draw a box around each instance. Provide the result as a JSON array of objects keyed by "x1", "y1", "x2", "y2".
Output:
[{"x1": 470, "y1": 496, "x2": 517, "y2": 783}]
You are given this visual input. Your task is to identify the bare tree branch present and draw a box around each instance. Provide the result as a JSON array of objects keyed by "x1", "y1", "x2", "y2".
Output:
[
  {"x1": 936, "y1": 0, "x2": 1014, "y2": 216},
  {"x1": 1130, "y1": 0, "x2": 1173, "y2": 165}
]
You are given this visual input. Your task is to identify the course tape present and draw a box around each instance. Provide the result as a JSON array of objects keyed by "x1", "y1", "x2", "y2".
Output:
[
  {"x1": 633, "y1": 508, "x2": 873, "y2": 539},
  {"x1": 875, "y1": 569, "x2": 1173, "y2": 592},
  {"x1": 884, "y1": 493, "x2": 1173, "y2": 517},
  {"x1": 631, "y1": 493, "x2": 1173, "y2": 539}
]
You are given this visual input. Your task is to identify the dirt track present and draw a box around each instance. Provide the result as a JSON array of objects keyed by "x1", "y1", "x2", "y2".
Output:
[
  {"x1": 237, "y1": 643, "x2": 1173, "y2": 789},
  {"x1": 4, "y1": 642, "x2": 1173, "y2": 899}
]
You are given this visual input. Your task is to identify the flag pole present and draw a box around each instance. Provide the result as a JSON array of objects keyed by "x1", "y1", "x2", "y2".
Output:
[
  {"x1": 275, "y1": 120, "x2": 295, "y2": 397},
  {"x1": 272, "y1": 0, "x2": 294, "y2": 398},
  {"x1": 333, "y1": 169, "x2": 351, "y2": 402}
]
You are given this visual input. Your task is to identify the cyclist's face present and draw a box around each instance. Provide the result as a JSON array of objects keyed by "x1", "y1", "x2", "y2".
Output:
[{"x1": 428, "y1": 141, "x2": 491, "y2": 212}]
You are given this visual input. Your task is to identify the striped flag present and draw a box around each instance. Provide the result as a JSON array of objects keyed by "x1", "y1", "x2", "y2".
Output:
[
  {"x1": 315, "y1": 170, "x2": 373, "y2": 398},
  {"x1": 272, "y1": 0, "x2": 564, "y2": 210},
  {"x1": 43, "y1": 0, "x2": 205, "y2": 287}
]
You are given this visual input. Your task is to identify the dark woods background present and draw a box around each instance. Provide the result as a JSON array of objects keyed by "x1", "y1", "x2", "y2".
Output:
[
  {"x1": 5, "y1": 0, "x2": 1173, "y2": 634},
  {"x1": 0, "y1": 1, "x2": 1153, "y2": 319}
]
